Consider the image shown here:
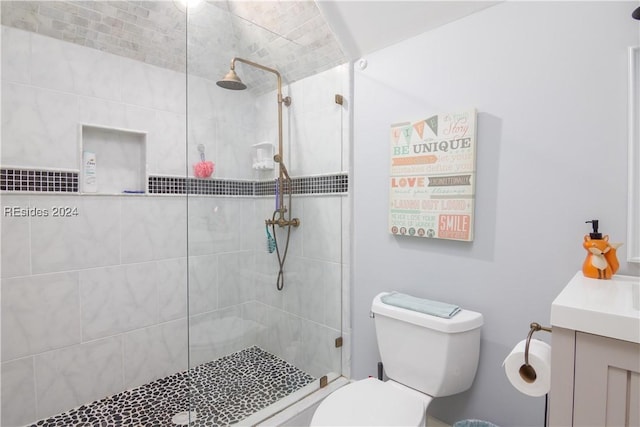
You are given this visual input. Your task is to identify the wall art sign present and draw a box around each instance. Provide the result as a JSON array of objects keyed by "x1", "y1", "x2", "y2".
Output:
[{"x1": 389, "y1": 108, "x2": 477, "y2": 241}]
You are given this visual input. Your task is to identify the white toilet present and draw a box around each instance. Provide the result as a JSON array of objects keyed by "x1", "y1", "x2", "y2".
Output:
[{"x1": 311, "y1": 292, "x2": 484, "y2": 426}]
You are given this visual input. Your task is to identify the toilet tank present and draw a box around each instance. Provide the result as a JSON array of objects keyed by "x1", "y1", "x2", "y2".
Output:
[{"x1": 371, "y1": 292, "x2": 483, "y2": 397}]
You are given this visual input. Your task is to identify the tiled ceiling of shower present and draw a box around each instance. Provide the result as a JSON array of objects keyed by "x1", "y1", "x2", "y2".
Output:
[{"x1": 0, "y1": 1, "x2": 347, "y2": 94}]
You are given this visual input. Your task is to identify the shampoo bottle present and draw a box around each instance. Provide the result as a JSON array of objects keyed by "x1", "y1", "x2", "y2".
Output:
[
  {"x1": 582, "y1": 219, "x2": 622, "y2": 280},
  {"x1": 83, "y1": 151, "x2": 97, "y2": 193}
]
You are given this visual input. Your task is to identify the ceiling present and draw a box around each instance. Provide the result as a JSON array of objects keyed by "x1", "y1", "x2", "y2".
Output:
[
  {"x1": 0, "y1": 1, "x2": 499, "y2": 93},
  {"x1": 316, "y1": 1, "x2": 500, "y2": 59}
]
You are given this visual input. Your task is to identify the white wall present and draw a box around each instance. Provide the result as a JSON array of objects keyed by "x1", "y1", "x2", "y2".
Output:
[{"x1": 351, "y1": 2, "x2": 639, "y2": 426}]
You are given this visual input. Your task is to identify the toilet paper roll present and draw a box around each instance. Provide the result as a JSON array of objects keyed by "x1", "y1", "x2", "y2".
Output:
[{"x1": 503, "y1": 338, "x2": 551, "y2": 397}]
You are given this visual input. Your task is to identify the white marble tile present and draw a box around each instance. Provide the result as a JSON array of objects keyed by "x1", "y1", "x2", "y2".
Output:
[
  {"x1": 157, "y1": 257, "x2": 188, "y2": 322},
  {"x1": 119, "y1": 56, "x2": 186, "y2": 114},
  {"x1": 187, "y1": 77, "x2": 257, "y2": 180},
  {"x1": 238, "y1": 198, "x2": 257, "y2": 251},
  {"x1": 1, "y1": 26, "x2": 31, "y2": 84},
  {"x1": 186, "y1": 197, "x2": 216, "y2": 256},
  {"x1": 79, "y1": 263, "x2": 157, "y2": 341},
  {"x1": 1, "y1": 82, "x2": 78, "y2": 169},
  {"x1": 257, "y1": 64, "x2": 348, "y2": 177},
  {"x1": 282, "y1": 256, "x2": 324, "y2": 325},
  {"x1": 253, "y1": 93, "x2": 279, "y2": 166},
  {"x1": 1, "y1": 195, "x2": 31, "y2": 278},
  {"x1": 213, "y1": 95, "x2": 259, "y2": 181},
  {"x1": 265, "y1": 307, "x2": 303, "y2": 367},
  {"x1": 241, "y1": 300, "x2": 270, "y2": 349},
  {"x1": 121, "y1": 196, "x2": 187, "y2": 263},
  {"x1": 30, "y1": 195, "x2": 120, "y2": 274},
  {"x1": 1, "y1": 272, "x2": 81, "y2": 361},
  {"x1": 188, "y1": 254, "x2": 219, "y2": 315},
  {"x1": 34, "y1": 336, "x2": 124, "y2": 420},
  {"x1": 187, "y1": 197, "x2": 243, "y2": 256},
  {"x1": 188, "y1": 306, "x2": 260, "y2": 366},
  {"x1": 317, "y1": 259, "x2": 343, "y2": 330},
  {"x1": 296, "y1": 258, "x2": 342, "y2": 330},
  {"x1": 339, "y1": 67, "x2": 351, "y2": 172},
  {"x1": 78, "y1": 96, "x2": 128, "y2": 129},
  {"x1": 284, "y1": 255, "x2": 342, "y2": 331},
  {"x1": 254, "y1": 250, "x2": 284, "y2": 310},
  {"x1": 29, "y1": 31, "x2": 81, "y2": 94},
  {"x1": 123, "y1": 318, "x2": 188, "y2": 390},
  {"x1": 218, "y1": 251, "x2": 256, "y2": 308},
  {"x1": 1, "y1": 357, "x2": 37, "y2": 427},
  {"x1": 341, "y1": 196, "x2": 351, "y2": 267},
  {"x1": 298, "y1": 65, "x2": 346, "y2": 114},
  {"x1": 341, "y1": 265, "x2": 351, "y2": 332},
  {"x1": 31, "y1": 31, "x2": 121, "y2": 101},
  {"x1": 187, "y1": 116, "x2": 217, "y2": 177},
  {"x1": 289, "y1": 67, "x2": 348, "y2": 175},
  {"x1": 148, "y1": 109, "x2": 187, "y2": 176},
  {"x1": 300, "y1": 319, "x2": 341, "y2": 378},
  {"x1": 340, "y1": 197, "x2": 351, "y2": 331},
  {"x1": 77, "y1": 96, "x2": 156, "y2": 135},
  {"x1": 341, "y1": 330, "x2": 351, "y2": 379},
  {"x1": 291, "y1": 107, "x2": 342, "y2": 176},
  {"x1": 186, "y1": 75, "x2": 221, "y2": 122},
  {"x1": 301, "y1": 196, "x2": 342, "y2": 263}
]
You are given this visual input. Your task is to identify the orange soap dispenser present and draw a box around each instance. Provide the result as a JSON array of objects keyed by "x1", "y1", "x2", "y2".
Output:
[{"x1": 582, "y1": 219, "x2": 622, "y2": 280}]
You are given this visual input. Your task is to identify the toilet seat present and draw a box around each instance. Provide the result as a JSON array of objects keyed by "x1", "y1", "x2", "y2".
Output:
[{"x1": 310, "y1": 378, "x2": 426, "y2": 426}]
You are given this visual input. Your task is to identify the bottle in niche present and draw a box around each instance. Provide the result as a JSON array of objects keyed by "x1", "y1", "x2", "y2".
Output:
[
  {"x1": 83, "y1": 151, "x2": 97, "y2": 193},
  {"x1": 582, "y1": 219, "x2": 623, "y2": 280}
]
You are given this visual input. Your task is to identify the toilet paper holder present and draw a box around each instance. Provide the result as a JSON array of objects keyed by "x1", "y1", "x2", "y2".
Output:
[{"x1": 520, "y1": 322, "x2": 552, "y2": 384}]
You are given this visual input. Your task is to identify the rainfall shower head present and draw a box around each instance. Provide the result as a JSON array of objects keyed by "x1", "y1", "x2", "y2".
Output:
[{"x1": 216, "y1": 68, "x2": 247, "y2": 90}]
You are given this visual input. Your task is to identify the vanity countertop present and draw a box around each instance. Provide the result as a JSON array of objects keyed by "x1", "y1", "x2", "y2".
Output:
[{"x1": 551, "y1": 271, "x2": 640, "y2": 343}]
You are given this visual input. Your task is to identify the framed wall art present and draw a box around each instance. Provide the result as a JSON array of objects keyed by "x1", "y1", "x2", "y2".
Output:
[{"x1": 389, "y1": 109, "x2": 477, "y2": 242}]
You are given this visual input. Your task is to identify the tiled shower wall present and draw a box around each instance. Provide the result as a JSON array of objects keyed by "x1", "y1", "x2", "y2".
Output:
[{"x1": 1, "y1": 25, "x2": 349, "y2": 426}]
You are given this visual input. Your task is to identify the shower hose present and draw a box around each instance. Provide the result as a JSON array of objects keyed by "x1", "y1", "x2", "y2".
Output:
[{"x1": 271, "y1": 184, "x2": 294, "y2": 291}]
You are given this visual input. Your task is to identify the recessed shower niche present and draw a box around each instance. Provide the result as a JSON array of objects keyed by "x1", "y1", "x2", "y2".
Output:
[{"x1": 80, "y1": 125, "x2": 147, "y2": 194}]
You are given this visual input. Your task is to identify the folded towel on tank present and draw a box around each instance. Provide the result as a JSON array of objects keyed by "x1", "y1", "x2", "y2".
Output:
[{"x1": 380, "y1": 292, "x2": 461, "y2": 318}]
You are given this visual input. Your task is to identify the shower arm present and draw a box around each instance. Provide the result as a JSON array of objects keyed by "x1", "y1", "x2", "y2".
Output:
[{"x1": 229, "y1": 58, "x2": 298, "y2": 228}]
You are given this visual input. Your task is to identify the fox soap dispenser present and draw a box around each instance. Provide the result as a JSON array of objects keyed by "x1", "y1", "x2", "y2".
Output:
[{"x1": 582, "y1": 220, "x2": 623, "y2": 280}]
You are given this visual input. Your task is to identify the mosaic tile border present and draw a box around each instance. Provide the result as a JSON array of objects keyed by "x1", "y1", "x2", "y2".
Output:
[
  {"x1": 254, "y1": 173, "x2": 349, "y2": 196},
  {"x1": 29, "y1": 346, "x2": 316, "y2": 427},
  {"x1": 0, "y1": 168, "x2": 348, "y2": 196},
  {"x1": 148, "y1": 176, "x2": 255, "y2": 196},
  {"x1": 0, "y1": 168, "x2": 78, "y2": 193}
]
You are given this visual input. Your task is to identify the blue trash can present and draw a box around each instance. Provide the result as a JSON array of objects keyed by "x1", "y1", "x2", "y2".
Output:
[{"x1": 453, "y1": 420, "x2": 499, "y2": 427}]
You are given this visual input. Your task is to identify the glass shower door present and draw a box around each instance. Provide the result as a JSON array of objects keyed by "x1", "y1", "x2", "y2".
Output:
[
  {"x1": 185, "y1": 2, "x2": 348, "y2": 425},
  {"x1": 1, "y1": 2, "x2": 191, "y2": 426}
]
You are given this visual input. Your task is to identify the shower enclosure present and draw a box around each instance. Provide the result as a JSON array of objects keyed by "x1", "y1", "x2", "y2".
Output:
[{"x1": 0, "y1": 1, "x2": 349, "y2": 426}]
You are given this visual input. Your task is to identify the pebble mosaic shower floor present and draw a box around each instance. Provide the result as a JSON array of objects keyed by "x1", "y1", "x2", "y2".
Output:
[{"x1": 28, "y1": 347, "x2": 316, "y2": 427}]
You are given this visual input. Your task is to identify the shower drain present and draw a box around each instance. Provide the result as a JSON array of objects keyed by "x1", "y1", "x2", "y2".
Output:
[{"x1": 171, "y1": 410, "x2": 197, "y2": 425}]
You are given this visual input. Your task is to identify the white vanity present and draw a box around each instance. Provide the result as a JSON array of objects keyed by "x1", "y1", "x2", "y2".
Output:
[{"x1": 549, "y1": 271, "x2": 640, "y2": 426}]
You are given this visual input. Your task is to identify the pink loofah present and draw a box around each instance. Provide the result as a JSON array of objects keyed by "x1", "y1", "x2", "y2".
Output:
[{"x1": 193, "y1": 161, "x2": 214, "y2": 178}]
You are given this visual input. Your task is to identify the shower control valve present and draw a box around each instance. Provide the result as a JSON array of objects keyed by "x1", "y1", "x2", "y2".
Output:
[{"x1": 265, "y1": 217, "x2": 300, "y2": 228}]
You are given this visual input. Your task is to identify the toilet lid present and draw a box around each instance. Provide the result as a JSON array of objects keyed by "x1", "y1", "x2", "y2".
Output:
[{"x1": 310, "y1": 378, "x2": 425, "y2": 426}]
